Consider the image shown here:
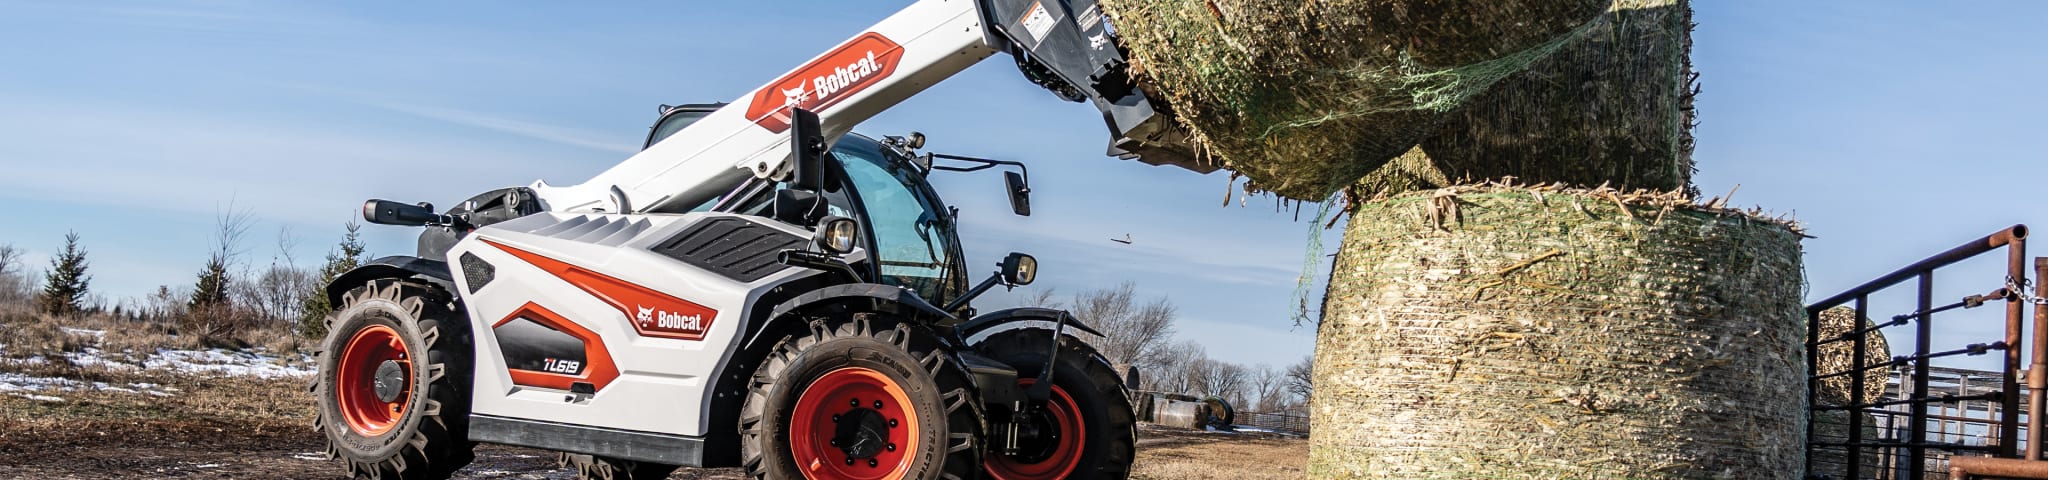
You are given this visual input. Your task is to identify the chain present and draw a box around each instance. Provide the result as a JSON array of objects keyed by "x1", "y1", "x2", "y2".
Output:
[{"x1": 2009, "y1": 276, "x2": 2048, "y2": 305}]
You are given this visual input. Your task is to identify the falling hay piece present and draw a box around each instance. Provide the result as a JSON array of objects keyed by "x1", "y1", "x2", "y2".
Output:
[
  {"x1": 1101, "y1": 0, "x2": 1609, "y2": 200},
  {"x1": 1814, "y1": 306, "x2": 1892, "y2": 406},
  {"x1": 1313, "y1": 185, "x2": 1805, "y2": 479}
]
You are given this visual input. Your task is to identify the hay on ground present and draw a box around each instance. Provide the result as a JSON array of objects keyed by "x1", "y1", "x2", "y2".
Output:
[
  {"x1": 1312, "y1": 184, "x2": 1806, "y2": 478},
  {"x1": 1101, "y1": 0, "x2": 1608, "y2": 200}
]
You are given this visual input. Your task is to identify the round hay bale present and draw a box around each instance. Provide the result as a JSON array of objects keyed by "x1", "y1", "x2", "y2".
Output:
[
  {"x1": 1807, "y1": 410, "x2": 1882, "y2": 478},
  {"x1": 1357, "y1": 0, "x2": 1698, "y2": 200},
  {"x1": 1101, "y1": 0, "x2": 1609, "y2": 200},
  {"x1": 1312, "y1": 184, "x2": 1806, "y2": 479},
  {"x1": 1814, "y1": 306, "x2": 1891, "y2": 406}
]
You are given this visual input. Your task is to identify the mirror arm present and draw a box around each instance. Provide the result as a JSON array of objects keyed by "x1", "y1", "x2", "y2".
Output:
[{"x1": 944, "y1": 272, "x2": 1008, "y2": 313}]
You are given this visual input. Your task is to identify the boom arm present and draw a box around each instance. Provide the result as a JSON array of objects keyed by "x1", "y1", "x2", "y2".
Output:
[{"x1": 530, "y1": 0, "x2": 1198, "y2": 214}]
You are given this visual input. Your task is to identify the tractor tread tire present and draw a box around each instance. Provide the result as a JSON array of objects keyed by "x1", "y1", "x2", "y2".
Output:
[
  {"x1": 975, "y1": 329, "x2": 1138, "y2": 480},
  {"x1": 556, "y1": 452, "x2": 679, "y2": 480},
  {"x1": 313, "y1": 279, "x2": 476, "y2": 480},
  {"x1": 739, "y1": 313, "x2": 984, "y2": 480}
]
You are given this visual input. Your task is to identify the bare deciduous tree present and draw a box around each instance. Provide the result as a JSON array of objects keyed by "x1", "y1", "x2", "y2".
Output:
[
  {"x1": 1070, "y1": 283, "x2": 1178, "y2": 378},
  {"x1": 1247, "y1": 364, "x2": 1288, "y2": 412},
  {"x1": 0, "y1": 243, "x2": 28, "y2": 304},
  {"x1": 1284, "y1": 356, "x2": 1314, "y2": 409}
]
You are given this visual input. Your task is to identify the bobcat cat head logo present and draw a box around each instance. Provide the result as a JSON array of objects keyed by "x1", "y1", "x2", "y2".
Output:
[
  {"x1": 780, "y1": 82, "x2": 808, "y2": 107},
  {"x1": 636, "y1": 305, "x2": 655, "y2": 325}
]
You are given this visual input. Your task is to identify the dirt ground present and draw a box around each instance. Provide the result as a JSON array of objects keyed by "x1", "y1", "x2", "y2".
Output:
[{"x1": 0, "y1": 371, "x2": 1305, "y2": 479}]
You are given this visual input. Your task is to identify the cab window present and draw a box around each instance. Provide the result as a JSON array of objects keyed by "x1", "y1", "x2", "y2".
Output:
[{"x1": 834, "y1": 143, "x2": 962, "y2": 303}]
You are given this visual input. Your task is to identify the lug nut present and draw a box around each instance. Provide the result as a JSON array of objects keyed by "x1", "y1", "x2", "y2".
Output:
[
  {"x1": 889, "y1": 419, "x2": 899, "y2": 428},
  {"x1": 886, "y1": 443, "x2": 896, "y2": 452},
  {"x1": 868, "y1": 459, "x2": 878, "y2": 467},
  {"x1": 850, "y1": 398, "x2": 860, "y2": 407},
  {"x1": 845, "y1": 457, "x2": 856, "y2": 465},
  {"x1": 830, "y1": 439, "x2": 840, "y2": 447},
  {"x1": 832, "y1": 414, "x2": 842, "y2": 422},
  {"x1": 873, "y1": 400, "x2": 884, "y2": 409}
]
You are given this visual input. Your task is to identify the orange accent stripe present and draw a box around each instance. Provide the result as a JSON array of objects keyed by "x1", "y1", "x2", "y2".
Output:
[
  {"x1": 479, "y1": 238, "x2": 717, "y2": 341},
  {"x1": 497, "y1": 302, "x2": 620, "y2": 392}
]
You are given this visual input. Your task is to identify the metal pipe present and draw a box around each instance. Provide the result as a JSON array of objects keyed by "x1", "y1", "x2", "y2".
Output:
[
  {"x1": 1809, "y1": 225, "x2": 2028, "y2": 309},
  {"x1": 2029, "y1": 257, "x2": 2048, "y2": 460},
  {"x1": 1911, "y1": 272, "x2": 1934, "y2": 480},
  {"x1": 1951, "y1": 455, "x2": 2048, "y2": 479},
  {"x1": 1848, "y1": 295, "x2": 1868, "y2": 480},
  {"x1": 2001, "y1": 230, "x2": 2028, "y2": 458}
]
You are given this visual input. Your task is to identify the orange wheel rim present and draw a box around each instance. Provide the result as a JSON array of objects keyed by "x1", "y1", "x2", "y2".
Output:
[
  {"x1": 335, "y1": 324, "x2": 411, "y2": 436},
  {"x1": 986, "y1": 379, "x2": 1085, "y2": 480},
  {"x1": 788, "y1": 367, "x2": 920, "y2": 480}
]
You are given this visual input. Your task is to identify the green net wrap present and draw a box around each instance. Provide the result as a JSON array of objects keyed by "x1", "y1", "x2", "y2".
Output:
[
  {"x1": 1313, "y1": 185, "x2": 1806, "y2": 479},
  {"x1": 1376, "y1": 0, "x2": 1698, "y2": 200},
  {"x1": 1102, "y1": 0, "x2": 1609, "y2": 200}
]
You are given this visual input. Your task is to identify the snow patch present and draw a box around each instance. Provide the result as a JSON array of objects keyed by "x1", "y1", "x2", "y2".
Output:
[
  {"x1": 15, "y1": 393, "x2": 63, "y2": 402},
  {"x1": 143, "y1": 349, "x2": 315, "y2": 379},
  {"x1": 60, "y1": 327, "x2": 106, "y2": 339},
  {"x1": 291, "y1": 452, "x2": 327, "y2": 461}
]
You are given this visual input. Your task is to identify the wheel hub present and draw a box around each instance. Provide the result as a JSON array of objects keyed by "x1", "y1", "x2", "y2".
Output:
[
  {"x1": 832, "y1": 406, "x2": 893, "y2": 459},
  {"x1": 985, "y1": 379, "x2": 1086, "y2": 480},
  {"x1": 373, "y1": 360, "x2": 407, "y2": 403},
  {"x1": 334, "y1": 324, "x2": 412, "y2": 437},
  {"x1": 789, "y1": 367, "x2": 919, "y2": 480}
]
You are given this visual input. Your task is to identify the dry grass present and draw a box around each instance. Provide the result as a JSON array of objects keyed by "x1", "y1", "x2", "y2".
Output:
[
  {"x1": 0, "y1": 302, "x2": 302, "y2": 363},
  {"x1": 1134, "y1": 425, "x2": 1308, "y2": 480}
]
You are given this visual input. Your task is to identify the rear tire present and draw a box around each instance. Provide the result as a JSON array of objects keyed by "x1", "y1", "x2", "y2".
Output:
[
  {"x1": 975, "y1": 329, "x2": 1136, "y2": 480},
  {"x1": 313, "y1": 279, "x2": 476, "y2": 480},
  {"x1": 557, "y1": 452, "x2": 678, "y2": 480},
  {"x1": 740, "y1": 313, "x2": 984, "y2": 480}
]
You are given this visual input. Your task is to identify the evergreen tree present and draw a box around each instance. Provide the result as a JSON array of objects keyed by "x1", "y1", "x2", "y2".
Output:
[
  {"x1": 299, "y1": 221, "x2": 367, "y2": 338},
  {"x1": 37, "y1": 231, "x2": 90, "y2": 317},
  {"x1": 188, "y1": 253, "x2": 233, "y2": 313}
]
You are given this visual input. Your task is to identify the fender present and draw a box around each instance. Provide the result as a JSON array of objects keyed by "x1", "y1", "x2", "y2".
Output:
[
  {"x1": 743, "y1": 283, "x2": 956, "y2": 351},
  {"x1": 324, "y1": 255, "x2": 456, "y2": 305},
  {"x1": 957, "y1": 307, "x2": 1102, "y2": 345}
]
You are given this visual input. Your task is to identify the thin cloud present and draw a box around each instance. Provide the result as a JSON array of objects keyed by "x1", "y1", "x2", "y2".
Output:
[{"x1": 365, "y1": 101, "x2": 640, "y2": 155}]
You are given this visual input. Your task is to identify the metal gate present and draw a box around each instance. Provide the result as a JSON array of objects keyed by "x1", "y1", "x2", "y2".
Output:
[{"x1": 1804, "y1": 225, "x2": 2045, "y2": 479}]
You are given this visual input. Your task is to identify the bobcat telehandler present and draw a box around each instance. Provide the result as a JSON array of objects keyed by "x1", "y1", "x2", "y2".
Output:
[{"x1": 311, "y1": 1, "x2": 1205, "y2": 479}]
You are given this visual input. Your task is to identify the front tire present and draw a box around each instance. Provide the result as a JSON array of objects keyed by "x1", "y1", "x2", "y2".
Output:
[
  {"x1": 313, "y1": 279, "x2": 475, "y2": 480},
  {"x1": 975, "y1": 329, "x2": 1136, "y2": 480},
  {"x1": 740, "y1": 314, "x2": 983, "y2": 480}
]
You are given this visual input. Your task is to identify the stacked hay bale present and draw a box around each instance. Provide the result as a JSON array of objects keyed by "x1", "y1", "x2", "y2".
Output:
[
  {"x1": 1807, "y1": 306, "x2": 1891, "y2": 478},
  {"x1": 1313, "y1": 185, "x2": 1807, "y2": 478},
  {"x1": 1354, "y1": 0, "x2": 1698, "y2": 200},
  {"x1": 1101, "y1": 0, "x2": 1609, "y2": 200},
  {"x1": 1110, "y1": 0, "x2": 1811, "y2": 477}
]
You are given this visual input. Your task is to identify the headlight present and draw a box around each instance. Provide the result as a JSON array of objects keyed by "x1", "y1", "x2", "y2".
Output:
[
  {"x1": 815, "y1": 216, "x2": 858, "y2": 254},
  {"x1": 1002, "y1": 252, "x2": 1037, "y2": 285}
]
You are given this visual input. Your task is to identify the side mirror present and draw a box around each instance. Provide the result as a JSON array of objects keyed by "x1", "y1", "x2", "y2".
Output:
[
  {"x1": 1001, "y1": 252, "x2": 1037, "y2": 286},
  {"x1": 1005, "y1": 171, "x2": 1032, "y2": 217},
  {"x1": 788, "y1": 107, "x2": 829, "y2": 192}
]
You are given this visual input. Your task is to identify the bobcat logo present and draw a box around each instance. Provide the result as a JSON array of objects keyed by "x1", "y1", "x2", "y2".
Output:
[
  {"x1": 781, "y1": 82, "x2": 809, "y2": 107},
  {"x1": 636, "y1": 305, "x2": 655, "y2": 326}
]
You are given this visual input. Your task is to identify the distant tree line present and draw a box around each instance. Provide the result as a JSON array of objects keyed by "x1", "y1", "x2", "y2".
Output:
[
  {"x1": 1034, "y1": 282, "x2": 1313, "y2": 415},
  {"x1": 0, "y1": 209, "x2": 368, "y2": 347}
]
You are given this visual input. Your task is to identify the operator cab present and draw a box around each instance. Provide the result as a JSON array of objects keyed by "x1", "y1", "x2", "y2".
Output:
[{"x1": 646, "y1": 104, "x2": 1027, "y2": 313}]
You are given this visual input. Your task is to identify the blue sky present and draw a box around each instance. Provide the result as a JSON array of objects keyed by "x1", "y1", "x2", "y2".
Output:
[{"x1": 0, "y1": 1, "x2": 2042, "y2": 371}]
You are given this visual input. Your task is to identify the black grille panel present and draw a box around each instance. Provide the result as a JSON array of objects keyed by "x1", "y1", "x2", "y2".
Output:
[
  {"x1": 459, "y1": 251, "x2": 495, "y2": 294},
  {"x1": 653, "y1": 217, "x2": 806, "y2": 282}
]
